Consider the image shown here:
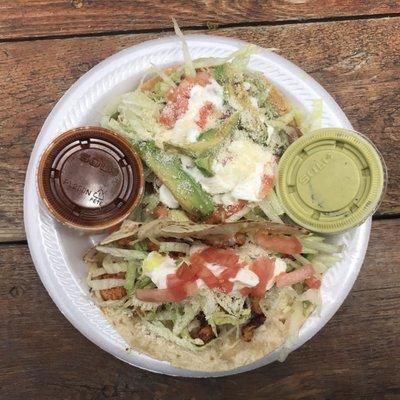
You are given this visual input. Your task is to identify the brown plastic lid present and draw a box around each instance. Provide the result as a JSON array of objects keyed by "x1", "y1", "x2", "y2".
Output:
[{"x1": 37, "y1": 127, "x2": 144, "y2": 232}]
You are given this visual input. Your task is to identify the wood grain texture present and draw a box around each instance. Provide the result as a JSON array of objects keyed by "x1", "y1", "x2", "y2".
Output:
[
  {"x1": 0, "y1": 219, "x2": 399, "y2": 399},
  {"x1": 0, "y1": 17, "x2": 399, "y2": 241},
  {"x1": 1, "y1": 0, "x2": 400, "y2": 40}
]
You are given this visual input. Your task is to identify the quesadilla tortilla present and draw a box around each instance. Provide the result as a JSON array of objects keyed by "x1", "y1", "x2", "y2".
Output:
[{"x1": 85, "y1": 23, "x2": 339, "y2": 371}]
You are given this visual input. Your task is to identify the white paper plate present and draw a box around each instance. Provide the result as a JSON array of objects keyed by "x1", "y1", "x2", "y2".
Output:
[{"x1": 24, "y1": 35, "x2": 370, "y2": 377}]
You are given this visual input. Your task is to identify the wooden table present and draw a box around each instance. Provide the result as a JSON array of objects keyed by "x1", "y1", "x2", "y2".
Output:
[{"x1": 1, "y1": 2, "x2": 399, "y2": 399}]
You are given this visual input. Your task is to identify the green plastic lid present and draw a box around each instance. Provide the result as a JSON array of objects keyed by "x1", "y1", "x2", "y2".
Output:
[{"x1": 277, "y1": 128, "x2": 386, "y2": 233}]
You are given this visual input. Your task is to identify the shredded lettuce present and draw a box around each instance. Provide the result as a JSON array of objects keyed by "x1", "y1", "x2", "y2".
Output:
[
  {"x1": 102, "y1": 255, "x2": 129, "y2": 274},
  {"x1": 293, "y1": 254, "x2": 310, "y2": 265},
  {"x1": 259, "y1": 197, "x2": 283, "y2": 223},
  {"x1": 124, "y1": 261, "x2": 138, "y2": 296},
  {"x1": 125, "y1": 294, "x2": 159, "y2": 311},
  {"x1": 87, "y1": 278, "x2": 126, "y2": 290},
  {"x1": 295, "y1": 99, "x2": 323, "y2": 135},
  {"x1": 180, "y1": 327, "x2": 204, "y2": 346},
  {"x1": 172, "y1": 18, "x2": 195, "y2": 77},
  {"x1": 144, "y1": 320, "x2": 202, "y2": 351},
  {"x1": 193, "y1": 44, "x2": 258, "y2": 70},
  {"x1": 101, "y1": 90, "x2": 167, "y2": 149},
  {"x1": 213, "y1": 291, "x2": 246, "y2": 316},
  {"x1": 300, "y1": 236, "x2": 342, "y2": 254},
  {"x1": 96, "y1": 246, "x2": 148, "y2": 260},
  {"x1": 308, "y1": 253, "x2": 340, "y2": 274},
  {"x1": 148, "y1": 64, "x2": 177, "y2": 88},
  {"x1": 158, "y1": 241, "x2": 190, "y2": 254},
  {"x1": 267, "y1": 188, "x2": 285, "y2": 215},
  {"x1": 230, "y1": 44, "x2": 259, "y2": 70},
  {"x1": 172, "y1": 301, "x2": 201, "y2": 335},
  {"x1": 88, "y1": 267, "x2": 107, "y2": 278}
]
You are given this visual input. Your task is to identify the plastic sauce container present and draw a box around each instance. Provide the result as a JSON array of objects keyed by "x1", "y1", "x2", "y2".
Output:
[
  {"x1": 37, "y1": 127, "x2": 144, "y2": 233},
  {"x1": 276, "y1": 128, "x2": 386, "y2": 234}
]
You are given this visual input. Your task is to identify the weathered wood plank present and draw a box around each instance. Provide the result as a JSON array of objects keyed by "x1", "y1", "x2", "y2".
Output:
[
  {"x1": 0, "y1": 17, "x2": 399, "y2": 241},
  {"x1": 1, "y1": 0, "x2": 400, "y2": 40},
  {"x1": 0, "y1": 219, "x2": 399, "y2": 399}
]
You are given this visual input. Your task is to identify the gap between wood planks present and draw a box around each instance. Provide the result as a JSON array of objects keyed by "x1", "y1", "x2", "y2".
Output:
[{"x1": 1, "y1": 11, "x2": 399, "y2": 44}]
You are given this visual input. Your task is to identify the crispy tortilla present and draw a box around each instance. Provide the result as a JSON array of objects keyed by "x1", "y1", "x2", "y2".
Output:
[
  {"x1": 102, "y1": 299, "x2": 308, "y2": 372},
  {"x1": 137, "y1": 219, "x2": 307, "y2": 241}
]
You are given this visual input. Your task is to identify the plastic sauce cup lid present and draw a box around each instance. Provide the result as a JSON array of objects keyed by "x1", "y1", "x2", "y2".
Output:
[
  {"x1": 276, "y1": 128, "x2": 386, "y2": 234},
  {"x1": 37, "y1": 127, "x2": 144, "y2": 232}
]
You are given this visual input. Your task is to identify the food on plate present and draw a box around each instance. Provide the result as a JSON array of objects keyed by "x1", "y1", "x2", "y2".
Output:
[
  {"x1": 100, "y1": 23, "x2": 312, "y2": 223},
  {"x1": 83, "y1": 23, "x2": 347, "y2": 371},
  {"x1": 85, "y1": 218, "x2": 341, "y2": 371}
]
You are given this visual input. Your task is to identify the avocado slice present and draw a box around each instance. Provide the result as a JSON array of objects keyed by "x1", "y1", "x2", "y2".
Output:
[
  {"x1": 184, "y1": 112, "x2": 239, "y2": 156},
  {"x1": 194, "y1": 154, "x2": 214, "y2": 177},
  {"x1": 136, "y1": 141, "x2": 215, "y2": 219}
]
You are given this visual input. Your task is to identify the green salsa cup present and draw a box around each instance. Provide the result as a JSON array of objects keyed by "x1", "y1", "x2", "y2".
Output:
[{"x1": 276, "y1": 128, "x2": 386, "y2": 234}]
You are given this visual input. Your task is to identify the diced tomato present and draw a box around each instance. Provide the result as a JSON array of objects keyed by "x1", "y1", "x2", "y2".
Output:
[
  {"x1": 196, "y1": 264, "x2": 220, "y2": 288},
  {"x1": 218, "y1": 264, "x2": 240, "y2": 293},
  {"x1": 240, "y1": 287, "x2": 252, "y2": 296},
  {"x1": 153, "y1": 204, "x2": 170, "y2": 218},
  {"x1": 186, "y1": 280, "x2": 199, "y2": 295},
  {"x1": 205, "y1": 200, "x2": 248, "y2": 224},
  {"x1": 249, "y1": 257, "x2": 275, "y2": 298},
  {"x1": 218, "y1": 280, "x2": 234, "y2": 294},
  {"x1": 174, "y1": 96, "x2": 189, "y2": 120},
  {"x1": 166, "y1": 86, "x2": 178, "y2": 103},
  {"x1": 200, "y1": 247, "x2": 240, "y2": 267},
  {"x1": 305, "y1": 275, "x2": 322, "y2": 289},
  {"x1": 218, "y1": 265, "x2": 240, "y2": 281},
  {"x1": 259, "y1": 174, "x2": 275, "y2": 199},
  {"x1": 166, "y1": 273, "x2": 185, "y2": 288},
  {"x1": 147, "y1": 241, "x2": 160, "y2": 252},
  {"x1": 176, "y1": 263, "x2": 196, "y2": 281},
  {"x1": 255, "y1": 232, "x2": 302, "y2": 255},
  {"x1": 159, "y1": 103, "x2": 176, "y2": 127},
  {"x1": 159, "y1": 71, "x2": 211, "y2": 127},
  {"x1": 275, "y1": 265, "x2": 314, "y2": 288},
  {"x1": 187, "y1": 247, "x2": 241, "y2": 292},
  {"x1": 197, "y1": 102, "x2": 213, "y2": 129},
  {"x1": 166, "y1": 263, "x2": 197, "y2": 291},
  {"x1": 136, "y1": 287, "x2": 188, "y2": 302},
  {"x1": 137, "y1": 274, "x2": 199, "y2": 303}
]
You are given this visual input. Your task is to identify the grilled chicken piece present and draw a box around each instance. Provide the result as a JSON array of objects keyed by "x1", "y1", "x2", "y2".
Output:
[
  {"x1": 191, "y1": 312, "x2": 216, "y2": 344},
  {"x1": 241, "y1": 314, "x2": 266, "y2": 342},
  {"x1": 249, "y1": 296, "x2": 263, "y2": 315},
  {"x1": 198, "y1": 325, "x2": 216, "y2": 344},
  {"x1": 100, "y1": 272, "x2": 126, "y2": 301},
  {"x1": 203, "y1": 232, "x2": 247, "y2": 249},
  {"x1": 117, "y1": 236, "x2": 134, "y2": 248},
  {"x1": 205, "y1": 200, "x2": 247, "y2": 224}
]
